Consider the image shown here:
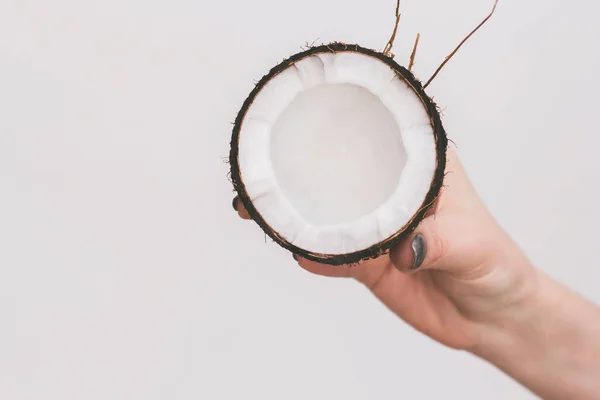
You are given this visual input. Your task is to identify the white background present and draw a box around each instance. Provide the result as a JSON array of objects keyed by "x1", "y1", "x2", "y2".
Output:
[{"x1": 1, "y1": 0, "x2": 598, "y2": 399}]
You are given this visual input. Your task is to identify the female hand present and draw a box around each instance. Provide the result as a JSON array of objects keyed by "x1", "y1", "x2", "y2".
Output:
[
  {"x1": 233, "y1": 148, "x2": 600, "y2": 400},
  {"x1": 234, "y1": 148, "x2": 537, "y2": 351}
]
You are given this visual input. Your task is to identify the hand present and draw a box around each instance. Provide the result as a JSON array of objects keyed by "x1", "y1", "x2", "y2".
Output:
[
  {"x1": 233, "y1": 148, "x2": 538, "y2": 351},
  {"x1": 233, "y1": 148, "x2": 600, "y2": 399}
]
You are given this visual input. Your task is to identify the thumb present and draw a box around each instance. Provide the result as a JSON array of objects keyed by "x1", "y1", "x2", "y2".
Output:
[{"x1": 389, "y1": 217, "x2": 447, "y2": 274}]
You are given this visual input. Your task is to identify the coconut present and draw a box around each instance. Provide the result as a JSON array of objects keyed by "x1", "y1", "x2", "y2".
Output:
[{"x1": 229, "y1": 2, "x2": 497, "y2": 266}]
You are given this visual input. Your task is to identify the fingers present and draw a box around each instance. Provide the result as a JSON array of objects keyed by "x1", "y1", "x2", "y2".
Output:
[
  {"x1": 232, "y1": 195, "x2": 359, "y2": 279},
  {"x1": 388, "y1": 148, "x2": 479, "y2": 274},
  {"x1": 389, "y1": 217, "x2": 447, "y2": 274},
  {"x1": 293, "y1": 254, "x2": 394, "y2": 291},
  {"x1": 293, "y1": 254, "x2": 355, "y2": 278},
  {"x1": 232, "y1": 195, "x2": 350, "y2": 278},
  {"x1": 232, "y1": 196, "x2": 251, "y2": 220}
]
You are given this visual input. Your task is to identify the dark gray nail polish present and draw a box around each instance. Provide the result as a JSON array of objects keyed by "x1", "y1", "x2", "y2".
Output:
[
  {"x1": 410, "y1": 234, "x2": 427, "y2": 270},
  {"x1": 292, "y1": 253, "x2": 299, "y2": 262},
  {"x1": 232, "y1": 196, "x2": 239, "y2": 211}
]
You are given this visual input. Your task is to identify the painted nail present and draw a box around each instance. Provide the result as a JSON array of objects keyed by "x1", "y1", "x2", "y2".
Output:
[
  {"x1": 232, "y1": 196, "x2": 239, "y2": 211},
  {"x1": 410, "y1": 234, "x2": 427, "y2": 270},
  {"x1": 292, "y1": 253, "x2": 299, "y2": 262}
]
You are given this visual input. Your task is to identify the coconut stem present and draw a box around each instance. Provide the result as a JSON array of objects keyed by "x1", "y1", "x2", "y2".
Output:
[
  {"x1": 423, "y1": 0, "x2": 499, "y2": 89},
  {"x1": 383, "y1": 0, "x2": 401, "y2": 57},
  {"x1": 408, "y1": 33, "x2": 420, "y2": 71}
]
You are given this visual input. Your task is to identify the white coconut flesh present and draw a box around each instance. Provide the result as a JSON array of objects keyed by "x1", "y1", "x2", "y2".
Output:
[{"x1": 237, "y1": 52, "x2": 437, "y2": 255}]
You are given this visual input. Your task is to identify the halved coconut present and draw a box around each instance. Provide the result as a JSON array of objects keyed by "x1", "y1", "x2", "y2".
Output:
[{"x1": 230, "y1": 43, "x2": 447, "y2": 265}]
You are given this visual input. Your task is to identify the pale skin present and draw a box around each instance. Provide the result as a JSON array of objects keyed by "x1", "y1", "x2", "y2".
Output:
[{"x1": 233, "y1": 148, "x2": 600, "y2": 400}]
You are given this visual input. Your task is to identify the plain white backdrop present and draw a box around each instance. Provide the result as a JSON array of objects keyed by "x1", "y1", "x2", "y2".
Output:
[{"x1": 1, "y1": 0, "x2": 598, "y2": 398}]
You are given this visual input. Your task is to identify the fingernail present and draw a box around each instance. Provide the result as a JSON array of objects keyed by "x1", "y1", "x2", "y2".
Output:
[
  {"x1": 232, "y1": 196, "x2": 239, "y2": 211},
  {"x1": 292, "y1": 253, "x2": 299, "y2": 262},
  {"x1": 410, "y1": 234, "x2": 427, "y2": 270}
]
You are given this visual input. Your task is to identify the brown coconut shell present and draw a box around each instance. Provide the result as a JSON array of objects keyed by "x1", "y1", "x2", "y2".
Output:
[{"x1": 229, "y1": 42, "x2": 448, "y2": 266}]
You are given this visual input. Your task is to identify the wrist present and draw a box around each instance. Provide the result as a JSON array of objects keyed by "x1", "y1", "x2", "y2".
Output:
[
  {"x1": 470, "y1": 267, "x2": 600, "y2": 399},
  {"x1": 470, "y1": 265, "x2": 545, "y2": 356},
  {"x1": 466, "y1": 232, "x2": 542, "y2": 335}
]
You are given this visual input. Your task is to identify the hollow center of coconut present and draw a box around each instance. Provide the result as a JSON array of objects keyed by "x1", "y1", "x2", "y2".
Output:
[
  {"x1": 271, "y1": 83, "x2": 407, "y2": 226},
  {"x1": 236, "y1": 51, "x2": 437, "y2": 256}
]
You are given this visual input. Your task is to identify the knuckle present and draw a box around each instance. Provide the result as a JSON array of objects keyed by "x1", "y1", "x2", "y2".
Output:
[{"x1": 426, "y1": 230, "x2": 447, "y2": 267}]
